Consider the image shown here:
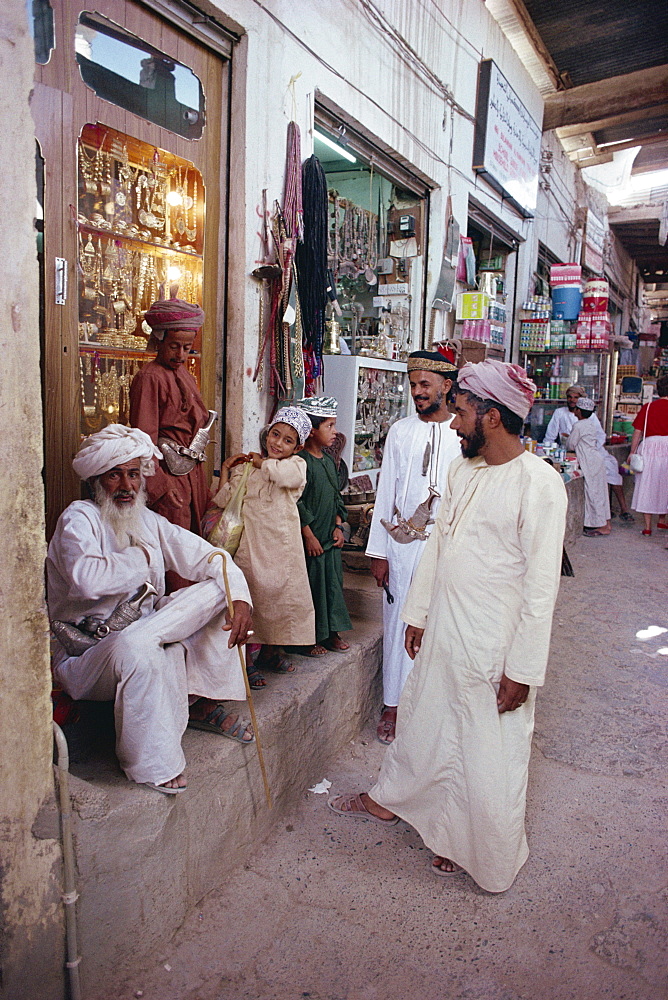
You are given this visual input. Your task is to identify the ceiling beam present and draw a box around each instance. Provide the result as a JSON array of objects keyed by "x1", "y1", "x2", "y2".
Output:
[
  {"x1": 543, "y1": 65, "x2": 668, "y2": 132},
  {"x1": 491, "y1": 0, "x2": 567, "y2": 93},
  {"x1": 556, "y1": 103, "x2": 668, "y2": 140},
  {"x1": 598, "y1": 132, "x2": 668, "y2": 154}
]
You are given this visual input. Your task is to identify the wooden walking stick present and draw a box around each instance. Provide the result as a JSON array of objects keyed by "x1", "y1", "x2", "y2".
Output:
[{"x1": 208, "y1": 550, "x2": 272, "y2": 808}]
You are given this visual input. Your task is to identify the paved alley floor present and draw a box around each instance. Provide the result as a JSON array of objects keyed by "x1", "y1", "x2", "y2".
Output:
[{"x1": 117, "y1": 518, "x2": 667, "y2": 1000}]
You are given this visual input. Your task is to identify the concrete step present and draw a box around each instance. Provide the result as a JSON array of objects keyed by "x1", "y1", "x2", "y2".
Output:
[{"x1": 63, "y1": 575, "x2": 383, "y2": 993}]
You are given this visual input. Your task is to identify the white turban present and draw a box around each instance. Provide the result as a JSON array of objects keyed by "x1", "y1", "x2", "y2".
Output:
[{"x1": 72, "y1": 424, "x2": 162, "y2": 480}]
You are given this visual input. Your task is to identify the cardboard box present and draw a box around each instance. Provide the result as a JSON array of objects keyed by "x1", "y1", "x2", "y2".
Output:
[
  {"x1": 550, "y1": 263, "x2": 582, "y2": 286},
  {"x1": 456, "y1": 292, "x2": 490, "y2": 320}
]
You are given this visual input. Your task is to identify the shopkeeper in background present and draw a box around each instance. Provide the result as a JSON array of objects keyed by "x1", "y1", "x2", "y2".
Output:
[
  {"x1": 130, "y1": 297, "x2": 214, "y2": 590},
  {"x1": 544, "y1": 383, "x2": 632, "y2": 522}
]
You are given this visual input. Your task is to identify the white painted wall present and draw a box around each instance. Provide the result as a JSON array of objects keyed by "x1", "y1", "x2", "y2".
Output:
[{"x1": 210, "y1": 0, "x2": 553, "y2": 447}]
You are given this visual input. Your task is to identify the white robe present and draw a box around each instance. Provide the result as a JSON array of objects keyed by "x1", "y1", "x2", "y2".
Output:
[
  {"x1": 370, "y1": 451, "x2": 567, "y2": 893},
  {"x1": 568, "y1": 418, "x2": 611, "y2": 528},
  {"x1": 366, "y1": 415, "x2": 461, "y2": 705},
  {"x1": 47, "y1": 501, "x2": 252, "y2": 785},
  {"x1": 544, "y1": 408, "x2": 620, "y2": 484}
]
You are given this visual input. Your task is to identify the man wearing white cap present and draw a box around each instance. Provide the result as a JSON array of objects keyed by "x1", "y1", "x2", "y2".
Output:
[
  {"x1": 329, "y1": 361, "x2": 567, "y2": 893},
  {"x1": 366, "y1": 350, "x2": 461, "y2": 745},
  {"x1": 569, "y1": 396, "x2": 611, "y2": 536},
  {"x1": 544, "y1": 384, "x2": 631, "y2": 522},
  {"x1": 47, "y1": 425, "x2": 255, "y2": 794}
]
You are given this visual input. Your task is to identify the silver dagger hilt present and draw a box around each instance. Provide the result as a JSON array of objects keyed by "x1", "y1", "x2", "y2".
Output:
[
  {"x1": 189, "y1": 409, "x2": 218, "y2": 457},
  {"x1": 93, "y1": 582, "x2": 158, "y2": 637}
]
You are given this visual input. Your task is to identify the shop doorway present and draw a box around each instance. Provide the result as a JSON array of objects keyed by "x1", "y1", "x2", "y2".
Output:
[{"x1": 30, "y1": 0, "x2": 233, "y2": 537}]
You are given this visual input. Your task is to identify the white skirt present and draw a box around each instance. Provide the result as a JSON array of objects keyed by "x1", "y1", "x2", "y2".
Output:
[{"x1": 631, "y1": 435, "x2": 668, "y2": 514}]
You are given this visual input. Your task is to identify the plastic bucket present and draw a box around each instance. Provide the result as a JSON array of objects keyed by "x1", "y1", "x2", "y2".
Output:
[
  {"x1": 582, "y1": 279, "x2": 609, "y2": 312},
  {"x1": 552, "y1": 285, "x2": 581, "y2": 320}
]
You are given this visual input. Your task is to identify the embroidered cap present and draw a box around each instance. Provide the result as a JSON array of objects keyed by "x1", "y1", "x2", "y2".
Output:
[
  {"x1": 297, "y1": 396, "x2": 338, "y2": 418},
  {"x1": 407, "y1": 350, "x2": 458, "y2": 375},
  {"x1": 268, "y1": 406, "x2": 312, "y2": 445}
]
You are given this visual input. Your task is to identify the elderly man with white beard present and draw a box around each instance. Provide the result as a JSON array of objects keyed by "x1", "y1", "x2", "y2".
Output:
[{"x1": 47, "y1": 424, "x2": 255, "y2": 794}]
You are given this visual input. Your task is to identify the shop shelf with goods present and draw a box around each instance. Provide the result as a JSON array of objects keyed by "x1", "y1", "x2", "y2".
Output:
[
  {"x1": 522, "y1": 349, "x2": 612, "y2": 441},
  {"x1": 454, "y1": 282, "x2": 508, "y2": 362},
  {"x1": 77, "y1": 124, "x2": 204, "y2": 435},
  {"x1": 321, "y1": 354, "x2": 409, "y2": 487}
]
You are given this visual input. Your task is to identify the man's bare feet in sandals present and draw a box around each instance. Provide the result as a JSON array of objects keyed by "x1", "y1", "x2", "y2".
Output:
[
  {"x1": 162, "y1": 773, "x2": 187, "y2": 790},
  {"x1": 328, "y1": 792, "x2": 399, "y2": 825},
  {"x1": 431, "y1": 856, "x2": 463, "y2": 876},
  {"x1": 188, "y1": 699, "x2": 254, "y2": 743},
  {"x1": 377, "y1": 706, "x2": 397, "y2": 744},
  {"x1": 145, "y1": 773, "x2": 187, "y2": 794},
  {"x1": 324, "y1": 632, "x2": 350, "y2": 652}
]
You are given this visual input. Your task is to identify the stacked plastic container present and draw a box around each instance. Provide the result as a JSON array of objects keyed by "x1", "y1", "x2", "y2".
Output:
[
  {"x1": 577, "y1": 279, "x2": 611, "y2": 349},
  {"x1": 550, "y1": 264, "x2": 582, "y2": 321}
]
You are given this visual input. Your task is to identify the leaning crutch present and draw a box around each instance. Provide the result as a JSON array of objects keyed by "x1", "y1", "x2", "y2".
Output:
[{"x1": 207, "y1": 550, "x2": 272, "y2": 808}]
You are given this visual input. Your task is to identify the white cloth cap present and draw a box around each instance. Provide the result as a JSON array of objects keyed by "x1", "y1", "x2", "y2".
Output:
[
  {"x1": 268, "y1": 406, "x2": 312, "y2": 445},
  {"x1": 72, "y1": 424, "x2": 162, "y2": 480}
]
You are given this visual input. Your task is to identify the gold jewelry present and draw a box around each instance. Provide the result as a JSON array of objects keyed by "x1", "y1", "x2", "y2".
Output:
[
  {"x1": 79, "y1": 233, "x2": 97, "y2": 277},
  {"x1": 185, "y1": 179, "x2": 197, "y2": 242}
]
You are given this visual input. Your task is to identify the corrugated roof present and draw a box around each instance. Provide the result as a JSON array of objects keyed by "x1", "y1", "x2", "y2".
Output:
[{"x1": 522, "y1": 0, "x2": 668, "y2": 88}]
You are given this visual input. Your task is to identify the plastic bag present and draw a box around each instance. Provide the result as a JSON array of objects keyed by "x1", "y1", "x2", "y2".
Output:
[
  {"x1": 629, "y1": 450, "x2": 644, "y2": 473},
  {"x1": 202, "y1": 461, "x2": 252, "y2": 557}
]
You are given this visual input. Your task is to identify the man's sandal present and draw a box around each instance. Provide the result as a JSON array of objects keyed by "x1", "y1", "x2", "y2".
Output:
[
  {"x1": 376, "y1": 708, "x2": 396, "y2": 745},
  {"x1": 256, "y1": 652, "x2": 296, "y2": 674},
  {"x1": 188, "y1": 704, "x2": 255, "y2": 743},
  {"x1": 431, "y1": 857, "x2": 464, "y2": 877},
  {"x1": 246, "y1": 667, "x2": 266, "y2": 689},
  {"x1": 324, "y1": 635, "x2": 350, "y2": 652},
  {"x1": 327, "y1": 793, "x2": 399, "y2": 826},
  {"x1": 143, "y1": 781, "x2": 186, "y2": 795}
]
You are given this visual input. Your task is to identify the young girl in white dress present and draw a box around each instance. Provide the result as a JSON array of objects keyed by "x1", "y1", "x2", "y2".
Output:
[{"x1": 211, "y1": 406, "x2": 316, "y2": 686}]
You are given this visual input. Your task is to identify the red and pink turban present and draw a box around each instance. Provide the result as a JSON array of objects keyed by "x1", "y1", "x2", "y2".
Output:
[
  {"x1": 456, "y1": 360, "x2": 536, "y2": 420},
  {"x1": 144, "y1": 297, "x2": 205, "y2": 340}
]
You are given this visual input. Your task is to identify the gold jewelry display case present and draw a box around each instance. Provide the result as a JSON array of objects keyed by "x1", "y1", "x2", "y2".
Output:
[{"x1": 77, "y1": 123, "x2": 204, "y2": 433}]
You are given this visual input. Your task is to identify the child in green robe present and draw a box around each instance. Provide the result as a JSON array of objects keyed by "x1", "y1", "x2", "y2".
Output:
[{"x1": 296, "y1": 397, "x2": 352, "y2": 656}]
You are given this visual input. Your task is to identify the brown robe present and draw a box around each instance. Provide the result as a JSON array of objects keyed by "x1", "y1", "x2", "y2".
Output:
[{"x1": 130, "y1": 360, "x2": 210, "y2": 588}]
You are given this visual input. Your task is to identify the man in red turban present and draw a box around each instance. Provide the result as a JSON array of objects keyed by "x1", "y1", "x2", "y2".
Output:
[{"x1": 130, "y1": 297, "x2": 213, "y2": 590}]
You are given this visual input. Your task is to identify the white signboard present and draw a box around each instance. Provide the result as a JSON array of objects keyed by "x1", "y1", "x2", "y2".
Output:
[
  {"x1": 473, "y1": 60, "x2": 542, "y2": 218},
  {"x1": 583, "y1": 209, "x2": 606, "y2": 273}
]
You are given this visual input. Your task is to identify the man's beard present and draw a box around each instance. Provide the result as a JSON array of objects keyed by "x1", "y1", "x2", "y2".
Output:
[
  {"x1": 458, "y1": 414, "x2": 487, "y2": 458},
  {"x1": 94, "y1": 481, "x2": 148, "y2": 547},
  {"x1": 416, "y1": 389, "x2": 444, "y2": 417}
]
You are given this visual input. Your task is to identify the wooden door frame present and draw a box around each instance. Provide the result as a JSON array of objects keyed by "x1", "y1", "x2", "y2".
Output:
[{"x1": 32, "y1": 0, "x2": 234, "y2": 536}]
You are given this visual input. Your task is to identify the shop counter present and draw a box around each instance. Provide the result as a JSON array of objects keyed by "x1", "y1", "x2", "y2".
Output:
[{"x1": 563, "y1": 474, "x2": 584, "y2": 549}]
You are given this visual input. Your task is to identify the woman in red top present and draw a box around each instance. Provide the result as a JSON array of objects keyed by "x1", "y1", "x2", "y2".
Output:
[{"x1": 629, "y1": 374, "x2": 668, "y2": 535}]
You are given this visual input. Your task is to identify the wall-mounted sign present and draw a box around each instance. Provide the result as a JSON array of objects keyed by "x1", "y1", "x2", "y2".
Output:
[
  {"x1": 473, "y1": 60, "x2": 542, "y2": 218},
  {"x1": 582, "y1": 209, "x2": 606, "y2": 273}
]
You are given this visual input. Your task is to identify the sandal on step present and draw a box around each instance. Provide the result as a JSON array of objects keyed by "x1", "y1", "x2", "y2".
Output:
[
  {"x1": 327, "y1": 793, "x2": 398, "y2": 826},
  {"x1": 246, "y1": 667, "x2": 266, "y2": 688},
  {"x1": 323, "y1": 635, "x2": 350, "y2": 652},
  {"x1": 256, "y1": 652, "x2": 296, "y2": 674},
  {"x1": 188, "y1": 703, "x2": 255, "y2": 743},
  {"x1": 143, "y1": 781, "x2": 186, "y2": 795}
]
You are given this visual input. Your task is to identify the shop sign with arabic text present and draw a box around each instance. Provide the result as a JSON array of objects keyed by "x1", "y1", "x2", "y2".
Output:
[{"x1": 473, "y1": 60, "x2": 542, "y2": 218}]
